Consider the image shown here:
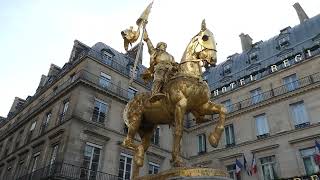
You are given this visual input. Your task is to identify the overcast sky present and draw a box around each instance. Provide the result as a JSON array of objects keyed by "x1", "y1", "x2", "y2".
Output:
[{"x1": 0, "y1": 0, "x2": 319, "y2": 117}]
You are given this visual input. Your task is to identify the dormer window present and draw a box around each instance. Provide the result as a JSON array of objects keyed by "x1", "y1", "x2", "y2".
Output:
[
  {"x1": 249, "y1": 51, "x2": 258, "y2": 63},
  {"x1": 129, "y1": 66, "x2": 138, "y2": 79},
  {"x1": 278, "y1": 36, "x2": 290, "y2": 48},
  {"x1": 223, "y1": 63, "x2": 232, "y2": 75},
  {"x1": 101, "y1": 49, "x2": 113, "y2": 65}
]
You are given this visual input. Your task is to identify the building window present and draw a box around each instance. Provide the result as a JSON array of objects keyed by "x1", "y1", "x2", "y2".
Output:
[
  {"x1": 70, "y1": 73, "x2": 76, "y2": 83},
  {"x1": 59, "y1": 100, "x2": 69, "y2": 123},
  {"x1": 92, "y1": 99, "x2": 108, "y2": 123},
  {"x1": 226, "y1": 164, "x2": 240, "y2": 180},
  {"x1": 102, "y1": 50, "x2": 113, "y2": 65},
  {"x1": 16, "y1": 160, "x2": 25, "y2": 178},
  {"x1": 250, "y1": 88, "x2": 262, "y2": 104},
  {"x1": 260, "y1": 156, "x2": 278, "y2": 180},
  {"x1": 278, "y1": 36, "x2": 290, "y2": 48},
  {"x1": 30, "y1": 152, "x2": 40, "y2": 173},
  {"x1": 0, "y1": 166, "x2": 3, "y2": 180},
  {"x1": 255, "y1": 114, "x2": 269, "y2": 138},
  {"x1": 197, "y1": 133, "x2": 206, "y2": 154},
  {"x1": 148, "y1": 162, "x2": 160, "y2": 174},
  {"x1": 283, "y1": 74, "x2": 299, "y2": 91},
  {"x1": 300, "y1": 147, "x2": 319, "y2": 175},
  {"x1": 49, "y1": 145, "x2": 59, "y2": 166},
  {"x1": 225, "y1": 124, "x2": 235, "y2": 147},
  {"x1": 0, "y1": 143, "x2": 2, "y2": 156},
  {"x1": 118, "y1": 153, "x2": 133, "y2": 180},
  {"x1": 203, "y1": 74, "x2": 208, "y2": 81},
  {"x1": 6, "y1": 164, "x2": 13, "y2": 179},
  {"x1": 26, "y1": 121, "x2": 36, "y2": 143},
  {"x1": 123, "y1": 124, "x2": 129, "y2": 134},
  {"x1": 221, "y1": 99, "x2": 232, "y2": 113},
  {"x1": 223, "y1": 63, "x2": 232, "y2": 75},
  {"x1": 3, "y1": 137, "x2": 12, "y2": 157},
  {"x1": 48, "y1": 144, "x2": 59, "y2": 175},
  {"x1": 129, "y1": 66, "x2": 138, "y2": 79},
  {"x1": 80, "y1": 143, "x2": 102, "y2": 180},
  {"x1": 15, "y1": 129, "x2": 24, "y2": 149},
  {"x1": 99, "y1": 72, "x2": 111, "y2": 89},
  {"x1": 249, "y1": 51, "x2": 258, "y2": 63},
  {"x1": 128, "y1": 87, "x2": 138, "y2": 100},
  {"x1": 151, "y1": 127, "x2": 160, "y2": 146},
  {"x1": 40, "y1": 112, "x2": 51, "y2": 135},
  {"x1": 290, "y1": 101, "x2": 309, "y2": 128}
]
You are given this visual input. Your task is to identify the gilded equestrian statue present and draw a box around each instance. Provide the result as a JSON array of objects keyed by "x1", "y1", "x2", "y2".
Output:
[{"x1": 122, "y1": 20, "x2": 227, "y2": 179}]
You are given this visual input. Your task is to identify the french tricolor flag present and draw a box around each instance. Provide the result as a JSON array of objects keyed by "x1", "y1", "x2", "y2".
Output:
[
  {"x1": 251, "y1": 154, "x2": 257, "y2": 175},
  {"x1": 314, "y1": 140, "x2": 320, "y2": 165},
  {"x1": 235, "y1": 159, "x2": 243, "y2": 176}
]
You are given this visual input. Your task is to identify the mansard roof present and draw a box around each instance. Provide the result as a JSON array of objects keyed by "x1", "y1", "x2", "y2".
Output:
[
  {"x1": 206, "y1": 14, "x2": 320, "y2": 91},
  {"x1": 89, "y1": 42, "x2": 147, "y2": 73}
]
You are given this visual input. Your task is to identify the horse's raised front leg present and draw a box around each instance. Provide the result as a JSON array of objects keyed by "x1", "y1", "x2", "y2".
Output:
[
  {"x1": 132, "y1": 126, "x2": 154, "y2": 179},
  {"x1": 172, "y1": 98, "x2": 187, "y2": 167},
  {"x1": 198, "y1": 101, "x2": 227, "y2": 148}
]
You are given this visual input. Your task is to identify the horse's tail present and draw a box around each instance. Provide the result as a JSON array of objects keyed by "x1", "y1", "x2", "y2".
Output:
[
  {"x1": 123, "y1": 102, "x2": 130, "y2": 127},
  {"x1": 123, "y1": 92, "x2": 150, "y2": 127}
]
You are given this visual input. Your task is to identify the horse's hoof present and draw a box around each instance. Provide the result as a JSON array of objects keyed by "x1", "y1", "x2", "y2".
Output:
[
  {"x1": 122, "y1": 138, "x2": 136, "y2": 150},
  {"x1": 220, "y1": 106, "x2": 228, "y2": 114},
  {"x1": 135, "y1": 157, "x2": 144, "y2": 167},
  {"x1": 209, "y1": 133, "x2": 218, "y2": 148},
  {"x1": 170, "y1": 157, "x2": 185, "y2": 167},
  {"x1": 134, "y1": 154, "x2": 144, "y2": 167}
]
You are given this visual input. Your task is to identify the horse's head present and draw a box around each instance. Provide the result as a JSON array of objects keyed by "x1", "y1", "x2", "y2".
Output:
[
  {"x1": 182, "y1": 20, "x2": 217, "y2": 67},
  {"x1": 197, "y1": 20, "x2": 217, "y2": 67}
]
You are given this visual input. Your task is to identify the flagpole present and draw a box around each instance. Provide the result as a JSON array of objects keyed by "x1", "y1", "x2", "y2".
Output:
[
  {"x1": 128, "y1": 1, "x2": 153, "y2": 85},
  {"x1": 129, "y1": 23, "x2": 145, "y2": 86}
]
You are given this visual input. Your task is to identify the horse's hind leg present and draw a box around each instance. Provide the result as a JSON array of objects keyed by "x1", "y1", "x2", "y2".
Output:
[
  {"x1": 132, "y1": 126, "x2": 155, "y2": 179},
  {"x1": 172, "y1": 98, "x2": 187, "y2": 167}
]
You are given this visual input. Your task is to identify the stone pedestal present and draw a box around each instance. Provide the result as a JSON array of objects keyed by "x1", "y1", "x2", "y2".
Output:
[{"x1": 136, "y1": 167, "x2": 232, "y2": 180}]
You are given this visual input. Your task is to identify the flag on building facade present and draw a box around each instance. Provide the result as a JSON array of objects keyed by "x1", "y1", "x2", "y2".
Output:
[
  {"x1": 243, "y1": 154, "x2": 252, "y2": 176},
  {"x1": 314, "y1": 140, "x2": 320, "y2": 165},
  {"x1": 251, "y1": 154, "x2": 257, "y2": 175},
  {"x1": 235, "y1": 159, "x2": 243, "y2": 176}
]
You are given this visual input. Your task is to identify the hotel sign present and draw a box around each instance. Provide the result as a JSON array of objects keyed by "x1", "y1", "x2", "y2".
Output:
[
  {"x1": 212, "y1": 50, "x2": 313, "y2": 97},
  {"x1": 292, "y1": 174, "x2": 320, "y2": 180}
]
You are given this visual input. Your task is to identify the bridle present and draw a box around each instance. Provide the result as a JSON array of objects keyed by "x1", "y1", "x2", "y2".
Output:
[{"x1": 181, "y1": 34, "x2": 216, "y2": 66}]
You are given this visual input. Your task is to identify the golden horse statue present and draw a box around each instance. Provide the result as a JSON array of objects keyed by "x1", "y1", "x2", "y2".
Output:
[{"x1": 122, "y1": 20, "x2": 227, "y2": 179}]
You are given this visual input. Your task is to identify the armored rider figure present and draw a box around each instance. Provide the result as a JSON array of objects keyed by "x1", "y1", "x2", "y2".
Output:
[{"x1": 143, "y1": 29, "x2": 175, "y2": 102}]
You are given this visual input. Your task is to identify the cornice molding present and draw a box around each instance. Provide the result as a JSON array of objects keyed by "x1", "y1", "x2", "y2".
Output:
[{"x1": 251, "y1": 144, "x2": 279, "y2": 153}]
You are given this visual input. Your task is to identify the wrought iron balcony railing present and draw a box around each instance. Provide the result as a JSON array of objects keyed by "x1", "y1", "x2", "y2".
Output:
[
  {"x1": 16, "y1": 162, "x2": 118, "y2": 180},
  {"x1": 224, "y1": 72, "x2": 320, "y2": 114}
]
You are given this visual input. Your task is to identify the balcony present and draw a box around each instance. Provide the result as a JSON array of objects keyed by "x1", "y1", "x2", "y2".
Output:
[
  {"x1": 16, "y1": 162, "x2": 118, "y2": 180},
  {"x1": 226, "y1": 72, "x2": 320, "y2": 114},
  {"x1": 257, "y1": 133, "x2": 270, "y2": 139},
  {"x1": 294, "y1": 122, "x2": 310, "y2": 129}
]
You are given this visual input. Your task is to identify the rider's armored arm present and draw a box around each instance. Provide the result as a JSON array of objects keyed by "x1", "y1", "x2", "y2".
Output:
[
  {"x1": 143, "y1": 29, "x2": 156, "y2": 64},
  {"x1": 145, "y1": 37, "x2": 155, "y2": 58}
]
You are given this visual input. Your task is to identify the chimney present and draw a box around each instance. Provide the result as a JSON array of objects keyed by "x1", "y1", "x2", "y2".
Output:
[
  {"x1": 239, "y1": 33, "x2": 253, "y2": 52},
  {"x1": 293, "y1": 2, "x2": 309, "y2": 24},
  {"x1": 39, "y1": 75, "x2": 47, "y2": 87},
  {"x1": 47, "y1": 64, "x2": 61, "y2": 77},
  {"x1": 36, "y1": 74, "x2": 47, "y2": 92},
  {"x1": 8, "y1": 97, "x2": 26, "y2": 116}
]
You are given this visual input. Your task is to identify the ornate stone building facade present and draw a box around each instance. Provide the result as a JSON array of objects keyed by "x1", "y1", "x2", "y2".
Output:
[{"x1": 0, "y1": 3, "x2": 319, "y2": 180}]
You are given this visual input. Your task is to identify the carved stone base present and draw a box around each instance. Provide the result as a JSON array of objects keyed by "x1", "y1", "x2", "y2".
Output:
[{"x1": 135, "y1": 167, "x2": 232, "y2": 180}]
